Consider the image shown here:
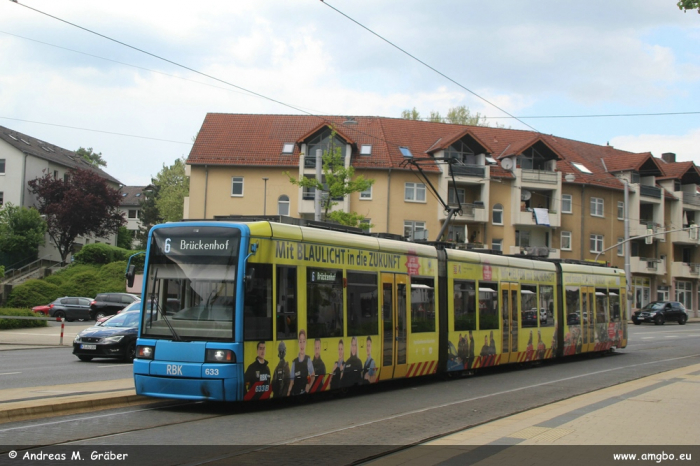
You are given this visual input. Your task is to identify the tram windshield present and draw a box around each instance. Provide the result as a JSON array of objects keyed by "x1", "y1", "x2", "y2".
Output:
[{"x1": 140, "y1": 226, "x2": 241, "y2": 341}]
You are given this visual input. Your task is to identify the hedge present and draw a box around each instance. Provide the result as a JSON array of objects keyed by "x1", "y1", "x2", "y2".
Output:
[
  {"x1": 0, "y1": 308, "x2": 48, "y2": 330},
  {"x1": 74, "y1": 243, "x2": 144, "y2": 271}
]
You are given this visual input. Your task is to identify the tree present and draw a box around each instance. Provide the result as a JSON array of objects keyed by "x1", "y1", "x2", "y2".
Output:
[
  {"x1": 0, "y1": 203, "x2": 46, "y2": 259},
  {"x1": 401, "y1": 107, "x2": 421, "y2": 120},
  {"x1": 677, "y1": 0, "x2": 700, "y2": 12},
  {"x1": 136, "y1": 185, "x2": 162, "y2": 249},
  {"x1": 75, "y1": 147, "x2": 108, "y2": 168},
  {"x1": 400, "y1": 105, "x2": 505, "y2": 127},
  {"x1": 153, "y1": 157, "x2": 189, "y2": 223},
  {"x1": 286, "y1": 130, "x2": 374, "y2": 229},
  {"x1": 116, "y1": 226, "x2": 132, "y2": 250},
  {"x1": 27, "y1": 168, "x2": 125, "y2": 264}
]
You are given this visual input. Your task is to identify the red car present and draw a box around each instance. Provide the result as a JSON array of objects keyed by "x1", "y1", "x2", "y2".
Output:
[{"x1": 32, "y1": 304, "x2": 51, "y2": 316}]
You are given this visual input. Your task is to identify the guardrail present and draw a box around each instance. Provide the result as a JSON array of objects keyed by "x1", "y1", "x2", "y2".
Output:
[
  {"x1": 0, "y1": 315, "x2": 69, "y2": 346},
  {"x1": 1, "y1": 256, "x2": 59, "y2": 283}
]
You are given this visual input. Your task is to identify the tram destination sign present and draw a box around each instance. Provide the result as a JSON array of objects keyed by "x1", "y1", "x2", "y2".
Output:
[{"x1": 153, "y1": 231, "x2": 240, "y2": 257}]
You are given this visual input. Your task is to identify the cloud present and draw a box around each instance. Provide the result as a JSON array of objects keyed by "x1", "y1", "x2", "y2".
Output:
[{"x1": 609, "y1": 127, "x2": 700, "y2": 164}]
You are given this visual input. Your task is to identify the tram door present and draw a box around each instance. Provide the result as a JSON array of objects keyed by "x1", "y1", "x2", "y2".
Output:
[
  {"x1": 582, "y1": 286, "x2": 595, "y2": 352},
  {"x1": 380, "y1": 273, "x2": 408, "y2": 380},
  {"x1": 501, "y1": 282, "x2": 520, "y2": 364}
]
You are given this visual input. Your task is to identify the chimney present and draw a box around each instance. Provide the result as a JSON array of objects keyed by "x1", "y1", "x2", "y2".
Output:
[{"x1": 662, "y1": 152, "x2": 676, "y2": 163}]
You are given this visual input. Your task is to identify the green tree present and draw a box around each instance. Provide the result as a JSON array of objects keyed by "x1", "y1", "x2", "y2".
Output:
[
  {"x1": 153, "y1": 157, "x2": 189, "y2": 222},
  {"x1": 116, "y1": 226, "x2": 132, "y2": 250},
  {"x1": 678, "y1": 0, "x2": 700, "y2": 12},
  {"x1": 0, "y1": 203, "x2": 47, "y2": 258},
  {"x1": 401, "y1": 105, "x2": 506, "y2": 128},
  {"x1": 75, "y1": 147, "x2": 108, "y2": 168},
  {"x1": 136, "y1": 185, "x2": 161, "y2": 249},
  {"x1": 401, "y1": 107, "x2": 421, "y2": 120},
  {"x1": 286, "y1": 130, "x2": 374, "y2": 229}
]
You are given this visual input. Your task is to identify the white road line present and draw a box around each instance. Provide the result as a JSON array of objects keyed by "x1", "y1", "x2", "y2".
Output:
[
  {"x1": 641, "y1": 337, "x2": 655, "y2": 340},
  {"x1": 664, "y1": 335, "x2": 680, "y2": 338},
  {"x1": 0, "y1": 372, "x2": 22, "y2": 376}
]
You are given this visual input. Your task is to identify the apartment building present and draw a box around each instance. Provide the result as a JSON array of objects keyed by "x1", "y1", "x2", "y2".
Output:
[{"x1": 185, "y1": 113, "x2": 700, "y2": 316}]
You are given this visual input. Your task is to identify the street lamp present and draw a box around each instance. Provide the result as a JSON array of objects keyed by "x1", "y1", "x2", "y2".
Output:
[{"x1": 262, "y1": 177, "x2": 269, "y2": 216}]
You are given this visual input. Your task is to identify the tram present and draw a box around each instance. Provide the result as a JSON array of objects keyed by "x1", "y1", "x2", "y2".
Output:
[{"x1": 131, "y1": 219, "x2": 627, "y2": 401}]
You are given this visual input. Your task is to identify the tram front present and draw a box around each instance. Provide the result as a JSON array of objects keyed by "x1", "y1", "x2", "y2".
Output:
[{"x1": 133, "y1": 223, "x2": 247, "y2": 401}]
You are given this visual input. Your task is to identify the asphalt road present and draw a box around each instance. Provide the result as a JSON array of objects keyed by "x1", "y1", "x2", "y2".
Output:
[{"x1": 1, "y1": 324, "x2": 699, "y2": 460}]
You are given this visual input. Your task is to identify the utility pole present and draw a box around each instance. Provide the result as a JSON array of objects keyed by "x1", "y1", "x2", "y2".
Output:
[
  {"x1": 624, "y1": 179, "x2": 632, "y2": 321},
  {"x1": 314, "y1": 149, "x2": 322, "y2": 222},
  {"x1": 262, "y1": 177, "x2": 268, "y2": 216}
]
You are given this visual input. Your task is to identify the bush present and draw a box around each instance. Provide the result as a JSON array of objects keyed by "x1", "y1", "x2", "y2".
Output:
[
  {"x1": 96, "y1": 261, "x2": 129, "y2": 292},
  {"x1": 6, "y1": 280, "x2": 61, "y2": 308},
  {"x1": 0, "y1": 308, "x2": 48, "y2": 329},
  {"x1": 74, "y1": 243, "x2": 145, "y2": 272},
  {"x1": 58, "y1": 271, "x2": 102, "y2": 298}
]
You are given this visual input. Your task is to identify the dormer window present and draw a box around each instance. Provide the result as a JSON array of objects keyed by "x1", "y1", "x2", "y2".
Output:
[
  {"x1": 360, "y1": 144, "x2": 372, "y2": 156},
  {"x1": 572, "y1": 162, "x2": 592, "y2": 174},
  {"x1": 282, "y1": 143, "x2": 294, "y2": 154},
  {"x1": 445, "y1": 140, "x2": 476, "y2": 164},
  {"x1": 399, "y1": 147, "x2": 412, "y2": 157}
]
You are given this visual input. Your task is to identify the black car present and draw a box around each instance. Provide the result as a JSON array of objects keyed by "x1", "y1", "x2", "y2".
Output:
[
  {"x1": 73, "y1": 310, "x2": 141, "y2": 362},
  {"x1": 632, "y1": 301, "x2": 688, "y2": 325},
  {"x1": 89, "y1": 293, "x2": 140, "y2": 321},
  {"x1": 48, "y1": 297, "x2": 93, "y2": 322}
]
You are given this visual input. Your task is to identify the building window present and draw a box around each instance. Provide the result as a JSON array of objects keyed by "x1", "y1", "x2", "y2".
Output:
[
  {"x1": 53, "y1": 170, "x2": 58, "y2": 180},
  {"x1": 360, "y1": 144, "x2": 372, "y2": 156},
  {"x1": 404, "y1": 221, "x2": 426, "y2": 240},
  {"x1": 399, "y1": 147, "x2": 412, "y2": 157},
  {"x1": 590, "y1": 234, "x2": 604, "y2": 253},
  {"x1": 676, "y1": 281, "x2": 692, "y2": 309},
  {"x1": 617, "y1": 201, "x2": 624, "y2": 220},
  {"x1": 448, "y1": 188, "x2": 465, "y2": 205},
  {"x1": 0, "y1": 159, "x2": 5, "y2": 174},
  {"x1": 307, "y1": 268, "x2": 343, "y2": 338},
  {"x1": 515, "y1": 230, "x2": 530, "y2": 248},
  {"x1": 562, "y1": 194, "x2": 572, "y2": 214},
  {"x1": 359, "y1": 218, "x2": 371, "y2": 232},
  {"x1": 561, "y1": 231, "x2": 572, "y2": 250},
  {"x1": 278, "y1": 195, "x2": 290, "y2": 216},
  {"x1": 492, "y1": 204, "x2": 503, "y2": 225},
  {"x1": 231, "y1": 177, "x2": 244, "y2": 197},
  {"x1": 617, "y1": 238, "x2": 625, "y2": 256},
  {"x1": 404, "y1": 182, "x2": 426, "y2": 202},
  {"x1": 491, "y1": 239, "x2": 502, "y2": 251},
  {"x1": 282, "y1": 143, "x2": 294, "y2": 154},
  {"x1": 128, "y1": 209, "x2": 138, "y2": 219},
  {"x1": 360, "y1": 185, "x2": 372, "y2": 200},
  {"x1": 590, "y1": 197, "x2": 604, "y2": 217},
  {"x1": 0, "y1": 191, "x2": 3, "y2": 207}
]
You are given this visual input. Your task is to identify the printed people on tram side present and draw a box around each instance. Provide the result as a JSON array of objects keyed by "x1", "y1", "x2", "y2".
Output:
[
  {"x1": 330, "y1": 339, "x2": 345, "y2": 390},
  {"x1": 244, "y1": 341, "x2": 271, "y2": 400},
  {"x1": 479, "y1": 335, "x2": 491, "y2": 357},
  {"x1": 287, "y1": 329, "x2": 315, "y2": 396},
  {"x1": 524, "y1": 330, "x2": 534, "y2": 361},
  {"x1": 467, "y1": 330, "x2": 476, "y2": 369},
  {"x1": 272, "y1": 341, "x2": 290, "y2": 398},
  {"x1": 488, "y1": 331, "x2": 496, "y2": 355},
  {"x1": 312, "y1": 338, "x2": 326, "y2": 376},
  {"x1": 342, "y1": 336, "x2": 363, "y2": 387},
  {"x1": 535, "y1": 330, "x2": 546, "y2": 360},
  {"x1": 457, "y1": 334, "x2": 469, "y2": 366},
  {"x1": 362, "y1": 336, "x2": 377, "y2": 384},
  {"x1": 551, "y1": 320, "x2": 558, "y2": 353}
]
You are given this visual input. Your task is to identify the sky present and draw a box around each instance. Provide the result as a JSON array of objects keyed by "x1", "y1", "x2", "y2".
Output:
[{"x1": 0, "y1": 1, "x2": 698, "y2": 186}]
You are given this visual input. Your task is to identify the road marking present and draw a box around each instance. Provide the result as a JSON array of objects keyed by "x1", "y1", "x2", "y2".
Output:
[
  {"x1": 664, "y1": 335, "x2": 680, "y2": 338},
  {"x1": 641, "y1": 337, "x2": 655, "y2": 340},
  {"x1": 0, "y1": 372, "x2": 22, "y2": 376}
]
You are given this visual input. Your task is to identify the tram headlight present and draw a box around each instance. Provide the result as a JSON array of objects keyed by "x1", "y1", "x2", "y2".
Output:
[
  {"x1": 205, "y1": 349, "x2": 235, "y2": 363},
  {"x1": 136, "y1": 345, "x2": 155, "y2": 360}
]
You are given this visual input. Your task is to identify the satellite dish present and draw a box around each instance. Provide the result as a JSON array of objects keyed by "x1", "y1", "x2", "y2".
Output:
[
  {"x1": 521, "y1": 190, "x2": 532, "y2": 201},
  {"x1": 501, "y1": 158, "x2": 514, "y2": 171}
]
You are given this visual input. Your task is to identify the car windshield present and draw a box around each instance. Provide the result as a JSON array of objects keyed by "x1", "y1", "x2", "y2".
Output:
[
  {"x1": 103, "y1": 312, "x2": 140, "y2": 328},
  {"x1": 643, "y1": 302, "x2": 666, "y2": 310}
]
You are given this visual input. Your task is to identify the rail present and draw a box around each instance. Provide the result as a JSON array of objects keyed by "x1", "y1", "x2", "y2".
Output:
[
  {"x1": 640, "y1": 185, "x2": 662, "y2": 199},
  {"x1": 1, "y1": 256, "x2": 58, "y2": 283}
]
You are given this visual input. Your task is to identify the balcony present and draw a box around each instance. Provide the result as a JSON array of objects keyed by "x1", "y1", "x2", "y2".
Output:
[
  {"x1": 671, "y1": 262, "x2": 700, "y2": 279},
  {"x1": 513, "y1": 209, "x2": 561, "y2": 228},
  {"x1": 630, "y1": 256, "x2": 666, "y2": 275},
  {"x1": 639, "y1": 185, "x2": 662, "y2": 199},
  {"x1": 671, "y1": 227, "x2": 700, "y2": 245},
  {"x1": 303, "y1": 156, "x2": 345, "y2": 169},
  {"x1": 508, "y1": 246, "x2": 560, "y2": 259},
  {"x1": 439, "y1": 202, "x2": 487, "y2": 222},
  {"x1": 449, "y1": 164, "x2": 486, "y2": 178},
  {"x1": 521, "y1": 169, "x2": 558, "y2": 185}
]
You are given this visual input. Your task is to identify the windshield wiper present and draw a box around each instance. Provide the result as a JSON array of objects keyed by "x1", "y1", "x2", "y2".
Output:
[{"x1": 150, "y1": 268, "x2": 181, "y2": 342}]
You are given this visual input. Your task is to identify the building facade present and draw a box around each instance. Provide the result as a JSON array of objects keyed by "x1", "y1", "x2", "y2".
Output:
[{"x1": 185, "y1": 114, "x2": 700, "y2": 317}]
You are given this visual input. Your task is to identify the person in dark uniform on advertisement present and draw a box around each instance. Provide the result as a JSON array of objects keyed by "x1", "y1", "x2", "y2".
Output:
[
  {"x1": 362, "y1": 336, "x2": 377, "y2": 384},
  {"x1": 330, "y1": 339, "x2": 345, "y2": 390},
  {"x1": 244, "y1": 341, "x2": 271, "y2": 400},
  {"x1": 272, "y1": 341, "x2": 290, "y2": 398},
  {"x1": 479, "y1": 335, "x2": 491, "y2": 357},
  {"x1": 287, "y1": 329, "x2": 315, "y2": 396},
  {"x1": 342, "y1": 336, "x2": 363, "y2": 387},
  {"x1": 312, "y1": 338, "x2": 326, "y2": 376}
]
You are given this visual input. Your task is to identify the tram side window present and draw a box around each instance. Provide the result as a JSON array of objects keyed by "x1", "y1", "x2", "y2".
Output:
[
  {"x1": 454, "y1": 280, "x2": 476, "y2": 331},
  {"x1": 521, "y1": 285, "x2": 537, "y2": 328},
  {"x1": 276, "y1": 266, "x2": 297, "y2": 340},
  {"x1": 347, "y1": 272, "x2": 379, "y2": 336},
  {"x1": 595, "y1": 288, "x2": 608, "y2": 324},
  {"x1": 244, "y1": 263, "x2": 273, "y2": 341},
  {"x1": 566, "y1": 286, "x2": 581, "y2": 324},
  {"x1": 610, "y1": 291, "x2": 621, "y2": 322},
  {"x1": 539, "y1": 285, "x2": 554, "y2": 328},
  {"x1": 411, "y1": 277, "x2": 435, "y2": 333},
  {"x1": 307, "y1": 268, "x2": 343, "y2": 338},
  {"x1": 478, "y1": 281, "x2": 499, "y2": 330}
]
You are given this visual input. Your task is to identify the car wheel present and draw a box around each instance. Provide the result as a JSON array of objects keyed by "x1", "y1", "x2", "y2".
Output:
[
  {"x1": 54, "y1": 311, "x2": 66, "y2": 320},
  {"x1": 95, "y1": 311, "x2": 107, "y2": 321},
  {"x1": 679, "y1": 316, "x2": 687, "y2": 325},
  {"x1": 633, "y1": 320, "x2": 641, "y2": 325},
  {"x1": 125, "y1": 342, "x2": 136, "y2": 362},
  {"x1": 655, "y1": 315, "x2": 665, "y2": 325},
  {"x1": 78, "y1": 356, "x2": 93, "y2": 362}
]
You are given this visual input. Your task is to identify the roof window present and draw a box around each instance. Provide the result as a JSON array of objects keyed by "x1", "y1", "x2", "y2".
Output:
[
  {"x1": 20, "y1": 138, "x2": 31, "y2": 145},
  {"x1": 8, "y1": 134, "x2": 18, "y2": 141},
  {"x1": 122, "y1": 193, "x2": 128, "y2": 197},
  {"x1": 572, "y1": 162, "x2": 592, "y2": 174},
  {"x1": 41, "y1": 146, "x2": 51, "y2": 152},
  {"x1": 135, "y1": 193, "x2": 141, "y2": 197},
  {"x1": 282, "y1": 143, "x2": 294, "y2": 154},
  {"x1": 399, "y1": 147, "x2": 412, "y2": 158},
  {"x1": 360, "y1": 144, "x2": 372, "y2": 156}
]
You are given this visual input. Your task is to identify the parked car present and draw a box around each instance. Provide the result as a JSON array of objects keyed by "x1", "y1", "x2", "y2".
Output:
[
  {"x1": 632, "y1": 301, "x2": 688, "y2": 325},
  {"x1": 567, "y1": 312, "x2": 581, "y2": 325},
  {"x1": 47, "y1": 297, "x2": 93, "y2": 322},
  {"x1": 73, "y1": 310, "x2": 141, "y2": 362},
  {"x1": 89, "y1": 293, "x2": 140, "y2": 321},
  {"x1": 538, "y1": 308, "x2": 548, "y2": 325},
  {"x1": 522, "y1": 310, "x2": 538, "y2": 327},
  {"x1": 32, "y1": 304, "x2": 51, "y2": 316}
]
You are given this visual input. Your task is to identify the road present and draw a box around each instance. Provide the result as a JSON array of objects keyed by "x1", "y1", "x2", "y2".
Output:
[{"x1": 1, "y1": 325, "x2": 699, "y2": 464}]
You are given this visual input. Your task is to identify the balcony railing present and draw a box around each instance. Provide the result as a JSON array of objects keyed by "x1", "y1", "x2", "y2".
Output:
[
  {"x1": 521, "y1": 169, "x2": 558, "y2": 184},
  {"x1": 304, "y1": 156, "x2": 345, "y2": 169},
  {"x1": 640, "y1": 185, "x2": 662, "y2": 199},
  {"x1": 447, "y1": 202, "x2": 485, "y2": 217},
  {"x1": 683, "y1": 192, "x2": 700, "y2": 206},
  {"x1": 449, "y1": 164, "x2": 485, "y2": 178}
]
